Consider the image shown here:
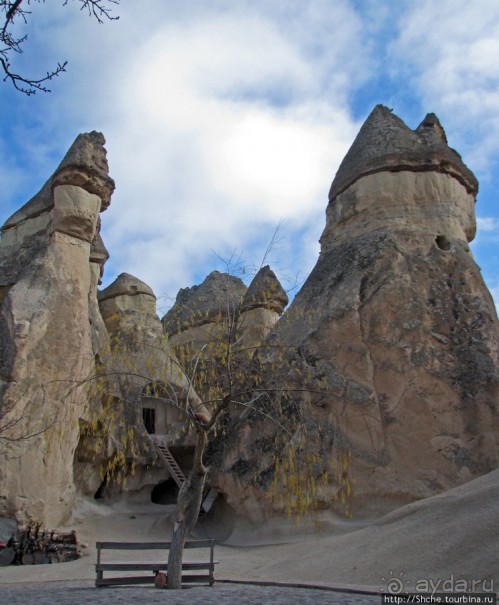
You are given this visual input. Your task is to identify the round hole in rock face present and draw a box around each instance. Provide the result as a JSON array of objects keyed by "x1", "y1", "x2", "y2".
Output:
[{"x1": 435, "y1": 235, "x2": 451, "y2": 251}]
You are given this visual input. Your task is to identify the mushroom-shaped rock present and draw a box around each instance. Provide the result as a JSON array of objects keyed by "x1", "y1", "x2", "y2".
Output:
[
  {"x1": 162, "y1": 271, "x2": 247, "y2": 336},
  {"x1": 241, "y1": 266, "x2": 288, "y2": 314},
  {"x1": 2, "y1": 131, "x2": 115, "y2": 233},
  {"x1": 99, "y1": 272, "x2": 155, "y2": 301},
  {"x1": 0, "y1": 132, "x2": 115, "y2": 528},
  {"x1": 321, "y1": 106, "x2": 479, "y2": 253},
  {"x1": 99, "y1": 272, "x2": 156, "y2": 317},
  {"x1": 237, "y1": 105, "x2": 499, "y2": 521},
  {"x1": 52, "y1": 131, "x2": 115, "y2": 209},
  {"x1": 328, "y1": 105, "x2": 478, "y2": 201}
]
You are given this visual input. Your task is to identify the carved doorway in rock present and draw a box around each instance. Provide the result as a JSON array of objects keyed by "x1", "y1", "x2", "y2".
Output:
[{"x1": 142, "y1": 407, "x2": 156, "y2": 434}]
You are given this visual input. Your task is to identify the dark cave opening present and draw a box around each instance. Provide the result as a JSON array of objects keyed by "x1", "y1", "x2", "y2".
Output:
[{"x1": 151, "y1": 478, "x2": 179, "y2": 505}]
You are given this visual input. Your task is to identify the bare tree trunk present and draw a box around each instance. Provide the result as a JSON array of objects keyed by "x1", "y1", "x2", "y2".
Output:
[{"x1": 167, "y1": 429, "x2": 208, "y2": 589}]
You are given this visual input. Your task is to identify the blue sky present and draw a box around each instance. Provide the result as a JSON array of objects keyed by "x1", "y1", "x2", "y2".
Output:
[{"x1": 1, "y1": 0, "x2": 498, "y2": 313}]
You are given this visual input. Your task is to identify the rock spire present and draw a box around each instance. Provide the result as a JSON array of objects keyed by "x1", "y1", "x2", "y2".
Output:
[
  {"x1": 241, "y1": 265, "x2": 288, "y2": 314},
  {"x1": 0, "y1": 131, "x2": 115, "y2": 527},
  {"x1": 210, "y1": 106, "x2": 498, "y2": 520},
  {"x1": 2, "y1": 131, "x2": 115, "y2": 234}
]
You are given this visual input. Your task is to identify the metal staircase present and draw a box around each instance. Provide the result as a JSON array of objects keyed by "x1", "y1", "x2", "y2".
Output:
[{"x1": 152, "y1": 437, "x2": 186, "y2": 488}]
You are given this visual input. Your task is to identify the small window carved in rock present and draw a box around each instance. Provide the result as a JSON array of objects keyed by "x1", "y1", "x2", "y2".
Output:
[{"x1": 435, "y1": 235, "x2": 451, "y2": 251}]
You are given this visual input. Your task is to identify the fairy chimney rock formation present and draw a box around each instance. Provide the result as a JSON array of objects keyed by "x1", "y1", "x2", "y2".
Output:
[
  {"x1": 2, "y1": 131, "x2": 114, "y2": 239},
  {"x1": 293, "y1": 106, "x2": 497, "y2": 510},
  {"x1": 163, "y1": 271, "x2": 247, "y2": 336},
  {"x1": 321, "y1": 105, "x2": 478, "y2": 253},
  {"x1": 328, "y1": 105, "x2": 478, "y2": 201},
  {"x1": 240, "y1": 265, "x2": 289, "y2": 342},
  {"x1": 241, "y1": 265, "x2": 288, "y2": 314},
  {"x1": 163, "y1": 268, "x2": 288, "y2": 355},
  {"x1": 99, "y1": 272, "x2": 157, "y2": 317},
  {"x1": 162, "y1": 271, "x2": 247, "y2": 358},
  {"x1": 213, "y1": 106, "x2": 498, "y2": 519},
  {"x1": 1, "y1": 111, "x2": 497, "y2": 531},
  {"x1": 0, "y1": 132, "x2": 114, "y2": 527},
  {"x1": 98, "y1": 271, "x2": 208, "y2": 422}
]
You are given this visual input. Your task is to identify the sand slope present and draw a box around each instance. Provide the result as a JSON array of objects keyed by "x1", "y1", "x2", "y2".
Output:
[{"x1": 227, "y1": 467, "x2": 499, "y2": 590}]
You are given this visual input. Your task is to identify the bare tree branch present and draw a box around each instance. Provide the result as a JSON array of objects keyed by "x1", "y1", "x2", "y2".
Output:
[
  {"x1": 0, "y1": 0, "x2": 120, "y2": 95},
  {"x1": 64, "y1": 0, "x2": 119, "y2": 24}
]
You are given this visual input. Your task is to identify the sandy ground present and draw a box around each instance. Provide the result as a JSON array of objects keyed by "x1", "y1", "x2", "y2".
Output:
[{"x1": 1, "y1": 469, "x2": 498, "y2": 592}]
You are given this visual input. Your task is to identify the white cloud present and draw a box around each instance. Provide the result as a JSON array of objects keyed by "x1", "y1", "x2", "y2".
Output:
[
  {"x1": 473, "y1": 217, "x2": 499, "y2": 250},
  {"x1": 477, "y1": 217, "x2": 499, "y2": 234},
  {"x1": 390, "y1": 0, "x2": 499, "y2": 173},
  {"x1": 55, "y1": 4, "x2": 364, "y2": 300},
  {"x1": 1, "y1": 0, "x2": 497, "y2": 313}
]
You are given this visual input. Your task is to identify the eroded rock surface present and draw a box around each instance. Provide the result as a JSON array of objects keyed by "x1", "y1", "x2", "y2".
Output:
[
  {"x1": 210, "y1": 106, "x2": 499, "y2": 519},
  {"x1": 163, "y1": 267, "x2": 288, "y2": 357},
  {"x1": 164, "y1": 271, "x2": 247, "y2": 333},
  {"x1": 0, "y1": 132, "x2": 114, "y2": 526},
  {"x1": 328, "y1": 104, "x2": 478, "y2": 200},
  {"x1": 74, "y1": 273, "x2": 208, "y2": 503},
  {"x1": 1, "y1": 107, "x2": 497, "y2": 531}
]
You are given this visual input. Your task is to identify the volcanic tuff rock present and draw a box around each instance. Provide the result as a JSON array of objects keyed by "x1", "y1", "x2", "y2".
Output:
[
  {"x1": 328, "y1": 104, "x2": 478, "y2": 200},
  {"x1": 0, "y1": 125, "x2": 208, "y2": 525},
  {"x1": 1, "y1": 106, "x2": 497, "y2": 531},
  {"x1": 163, "y1": 267, "x2": 288, "y2": 357},
  {"x1": 75, "y1": 272, "x2": 207, "y2": 502},
  {"x1": 163, "y1": 271, "x2": 247, "y2": 334},
  {"x1": 241, "y1": 266, "x2": 288, "y2": 314},
  {"x1": 211, "y1": 106, "x2": 499, "y2": 519},
  {"x1": 97, "y1": 272, "x2": 208, "y2": 429},
  {"x1": 3, "y1": 132, "x2": 115, "y2": 237},
  {"x1": 0, "y1": 132, "x2": 114, "y2": 527},
  {"x1": 238, "y1": 265, "x2": 289, "y2": 347}
]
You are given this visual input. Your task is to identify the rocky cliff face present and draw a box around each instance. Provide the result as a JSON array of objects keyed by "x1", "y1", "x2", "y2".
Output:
[
  {"x1": 210, "y1": 106, "x2": 498, "y2": 518},
  {"x1": 0, "y1": 132, "x2": 115, "y2": 526}
]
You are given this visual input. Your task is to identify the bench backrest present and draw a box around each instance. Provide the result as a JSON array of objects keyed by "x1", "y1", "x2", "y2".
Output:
[
  {"x1": 95, "y1": 540, "x2": 215, "y2": 566},
  {"x1": 96, "y1": 540, "x2": 214, "y2": 550}
]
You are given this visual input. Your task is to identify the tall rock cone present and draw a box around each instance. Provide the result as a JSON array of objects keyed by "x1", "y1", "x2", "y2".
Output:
[
  {"x1": 284, "y1": 106, "x2": 498, "y2": 512},
  {"x1": 239, "y1": 265, "x2": 288, "y2": 343},
  {"x1": 212, "y1": 106, "x2": 498, "y2": 520},
  {"x1": 0, "y1": 132, "x2": 114, "y2": 527}
]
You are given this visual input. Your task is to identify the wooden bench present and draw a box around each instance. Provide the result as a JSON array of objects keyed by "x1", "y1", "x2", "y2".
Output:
[{"x1": 95, "y1": 539, "x2": 217, "y2": 587}]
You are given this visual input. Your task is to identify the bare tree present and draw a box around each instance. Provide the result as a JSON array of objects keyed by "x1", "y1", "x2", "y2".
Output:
[
  {"x1": 81, "y1": 280, "x2": 350, "y2": 589},
  {"x1": 0, "y1": 0, "x2": 119, "y2": 95}
]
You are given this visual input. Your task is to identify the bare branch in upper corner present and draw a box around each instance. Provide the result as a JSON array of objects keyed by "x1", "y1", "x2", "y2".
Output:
[{"x1": 0, "y1": 0, "x2": 120, "y2": 95}]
